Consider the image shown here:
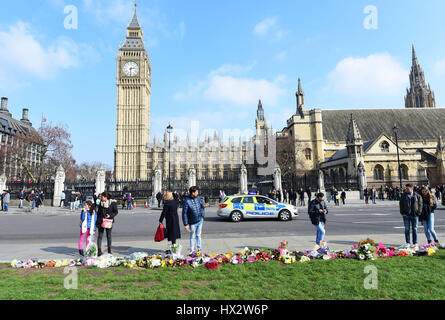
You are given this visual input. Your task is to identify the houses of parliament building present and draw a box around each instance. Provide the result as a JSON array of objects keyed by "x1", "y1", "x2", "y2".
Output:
[{"x1": 114, "y1": 2, "x2": 445, "y2": 189}]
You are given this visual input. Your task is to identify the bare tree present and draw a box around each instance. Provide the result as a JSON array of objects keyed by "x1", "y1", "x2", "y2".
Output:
[{"x1": 276, "y1": 135, "x2": 304, "y2": 181}]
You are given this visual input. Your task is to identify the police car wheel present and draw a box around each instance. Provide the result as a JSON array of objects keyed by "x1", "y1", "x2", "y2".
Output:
[
  {"x1": 279, "y1": 210, "x2": 291, "y2": 221},
  {"x1": 230, "y1": 211, "x2": 243, "y2": 222}
]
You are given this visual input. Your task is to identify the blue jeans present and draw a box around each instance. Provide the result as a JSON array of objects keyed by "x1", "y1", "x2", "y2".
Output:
[
  {"x1": 315, "y1": 222, "x2": 326, "y2": 245},
  {"x1": 423, "y1": 213, "x2": 439, "y2": 242},
  {"x1": 4, "y1": 203, "x2": 8, "y2": 212},
  {"x1": 403, "y1": 216, "x2": 419, "y2": 244},
  {"x1": 70, "y1": 202, "x2": 75, "y2": 211},
  {"x1": 190, "y1": 219, "x2": 204, "y2": 251}
]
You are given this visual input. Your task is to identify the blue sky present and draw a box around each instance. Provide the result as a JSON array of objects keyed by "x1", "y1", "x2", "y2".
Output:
[{"x1": 1, "y1": 0, "x2": 444, "y2": 167}]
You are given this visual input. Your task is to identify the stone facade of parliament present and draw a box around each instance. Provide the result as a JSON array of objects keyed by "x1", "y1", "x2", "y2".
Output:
[{"x1": 114, "y1": 3, "x2": 445, "y2": 191}]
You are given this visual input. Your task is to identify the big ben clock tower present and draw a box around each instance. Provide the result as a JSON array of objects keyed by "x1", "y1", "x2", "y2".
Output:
[{"x1": 115, "y1": 1, "x2": 151, "y2": 182}]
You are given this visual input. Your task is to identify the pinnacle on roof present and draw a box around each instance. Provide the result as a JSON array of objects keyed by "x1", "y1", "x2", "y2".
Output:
[
  {"x1": 346, "y1": 114, "x2": 363, "y2": 145},
  {"x1": 128, "y1": 0, "x2": 141, "y2": 29},
  {"x1": 297, "y1": 78, "x2": 304, "y2": 95}
]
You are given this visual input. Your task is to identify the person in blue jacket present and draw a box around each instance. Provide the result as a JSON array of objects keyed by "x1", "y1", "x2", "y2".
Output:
[
  {"x1": 78, "y1": 200, "x2": 97, "y2": 256},
  {"x1": 182, "y1": 186, "x2": 205, "y2": 253}
]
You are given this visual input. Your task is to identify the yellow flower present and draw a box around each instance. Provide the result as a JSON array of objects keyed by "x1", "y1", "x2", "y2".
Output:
[
  {"x1": 210, "y1": 253, "x2": 216, "y2": 259},
  {"x1": 225, "y1": 253, "x2": 232, "y2": 260},
  {"x1": 10, "y1": 260, "x2": 17, "y2": 267},
  {"x1": 284, "y1": 258, "x2": 291, "y2": 264},
  {"x1": 161, "y1": 260, "x2": 166, "y2": 268},
  {"x1": 196, "y1": 251, "x2": 201, "y2": 257},
  {"x1": 300, "y1": 256, "x2": 310, "y2": 263}
]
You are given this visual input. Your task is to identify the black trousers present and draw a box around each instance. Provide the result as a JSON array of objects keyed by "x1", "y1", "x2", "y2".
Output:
[{"x1": 97, "y1": 227, "x2": 112, "y2": 249}]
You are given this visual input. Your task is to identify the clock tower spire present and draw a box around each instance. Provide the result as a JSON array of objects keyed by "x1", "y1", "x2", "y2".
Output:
[{"x1": 114, "y1": 0, "x2": 152, "y2": 182}]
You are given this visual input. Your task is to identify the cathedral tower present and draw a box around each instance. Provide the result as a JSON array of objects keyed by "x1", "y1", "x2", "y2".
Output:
[
  {"x1": 405, "y1": 45, "x2": 436, "y2": 108},
  {"x1": 114, "y1": 1, "x2": 151, "y2": 182}
]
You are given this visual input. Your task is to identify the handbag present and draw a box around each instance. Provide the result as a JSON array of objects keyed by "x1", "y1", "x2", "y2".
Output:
[
  {"x1": 102, "y1": 218, "x2": 113, "y2": 229},
  {"x1": 155, "y1": 224, "x2": 166, "y2": 242}
]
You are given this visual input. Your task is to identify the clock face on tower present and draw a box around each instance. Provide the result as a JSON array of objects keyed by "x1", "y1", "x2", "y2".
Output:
[{"x1": 123, "y1": 61, "x2": 139, "y2": 77}]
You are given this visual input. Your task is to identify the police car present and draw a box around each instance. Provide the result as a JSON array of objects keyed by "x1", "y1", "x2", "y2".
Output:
[{"x1": 217, "y1": 195, "x2": 299, "y2": 222}]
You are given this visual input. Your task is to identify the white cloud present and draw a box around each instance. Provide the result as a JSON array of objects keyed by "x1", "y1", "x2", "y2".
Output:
[
  {"x1": 254, "y1": 17, "x2": 277, "y2": 36},
  {"x1": 174, "y1": 63, "x2": 285, "y2": 107},
  {"x1": 325, "y1": 53, "x2": 408, "y2": 97},
  {"x1": 0, "y1": 21, "x2": 81, "y2": 79},
  {"x1": 253, "y1": 17, "x2": 285, "y2": 40},
  {"x1": 203, "y1": 75, "x2": 284, "y2": 106}
]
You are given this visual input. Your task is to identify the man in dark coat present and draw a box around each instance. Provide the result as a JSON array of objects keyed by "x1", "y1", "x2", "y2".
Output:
[
  {"x1": 308, "y1": 193, "x2": 328, "y2": 246},
  {"x1": 399, "y1": 184, "x2": 422, "y2": 246},
  {"x1": 156, "y1": 191, "x2": 163, "y2": 208}
]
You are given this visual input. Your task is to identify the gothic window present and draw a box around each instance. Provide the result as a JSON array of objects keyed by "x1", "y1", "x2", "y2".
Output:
[
  {"x1": 380, "y1": 141, "x2": 390, "y2": 152},
  {"x1": 374, "y1": 165, "x2": 384, "y2": 181},
  {"x1": 339, "y1": 168, "x2": 345, "y2": 178},
  {"x1": 400, "y1": 164, "x2": 409, "y2": 180},
  {"x1": 304, "y1": 148, "x2": 312, "y2": 160}
]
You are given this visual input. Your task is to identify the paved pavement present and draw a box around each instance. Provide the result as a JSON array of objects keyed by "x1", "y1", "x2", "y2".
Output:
[{"x1": 0, "y1": 200, "x2": 444, "y2": 262}]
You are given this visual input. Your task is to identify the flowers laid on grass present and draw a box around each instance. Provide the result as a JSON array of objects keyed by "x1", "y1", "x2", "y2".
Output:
[{"x1": 9, "y1": 239, "x2": 441, "y2": 270}]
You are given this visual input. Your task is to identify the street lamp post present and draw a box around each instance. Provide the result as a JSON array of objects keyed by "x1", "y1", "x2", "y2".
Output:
[
  {"x1": 166, "y1": 123, "x2": 173, "y2": 191},
  {"x1": 393, "y1": 125, "x2": 403, "y2": 190}
]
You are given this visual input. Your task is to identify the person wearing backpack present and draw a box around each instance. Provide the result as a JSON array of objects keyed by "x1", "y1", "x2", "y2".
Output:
[{"x1": 96, "y1": 192, "x2": 118, "y2": 256}]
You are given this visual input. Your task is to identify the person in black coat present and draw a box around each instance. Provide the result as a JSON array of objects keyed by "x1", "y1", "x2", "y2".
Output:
[
  {"x1": 96, "y1": 192, "x2": 119, "y2": 256},
  {"x1": 159, "y1": 191, "x2": 181, "y2": 246}
]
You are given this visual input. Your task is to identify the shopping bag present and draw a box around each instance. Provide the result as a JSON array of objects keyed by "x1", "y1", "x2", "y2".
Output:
[
  {"x1": 85, "y1": 235, "x2": 98, "y2": 258},
  {"x1": 155, "y1": 224, "x2": 165, "y2": 242}
]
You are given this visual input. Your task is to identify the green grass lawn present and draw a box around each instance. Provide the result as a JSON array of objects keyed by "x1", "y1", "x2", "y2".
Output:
[{"x1": 1, "y1": 250, "x2": 444, "y2": 300}]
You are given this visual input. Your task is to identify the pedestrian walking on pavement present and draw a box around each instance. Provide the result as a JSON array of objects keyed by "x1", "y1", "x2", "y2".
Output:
[
  {"x1": 156, "y1": 191, "x2": 163, "y2": 208},
  {"x1": 308, "y1": 193, "x2": 329, "y2": 246},
  {"x1": 420, "y1": 187, "x2": 439, "y2": 245},
  {"x1": 3, "y1": 190, "x2": 10, "y2": 212},
  {"x1": 78, "y1": 201, "x2": 97, "y2": 256},
  {"x1": 96, "y1": 192, "x2": 119, "y2": 256},
  {"x1": 69, "y1": 191, "x2": 76, "y2": 212},
  {"x1": 364, "y1": 188, "x2": 369, "y2": 205},
  {"x1": 340, "y1": 189, "x2": 346, "y2": 205},
  {"x1": 18, "y1": 189, "x2": 25, "y2": 209},
  {"x1": 60, "y1": 191, "x2": 65, "y2": 207},
  {"x1": 159, "y1": 191, "x2": 181, "y2": 247},
  {"x1": 400, "y1": 184, "x2": 422, "y2": 247},
  {"x1": 182, "y1": 186, "x2": 205, "y2": 253}
]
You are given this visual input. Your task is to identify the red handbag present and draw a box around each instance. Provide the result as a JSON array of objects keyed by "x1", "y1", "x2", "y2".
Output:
[
  {"x1": 102, "y1": 219, "x2": 113, "y2": 229},
  {"x1": 155, "y1": 224, "x2": 165, "y2": 242}
]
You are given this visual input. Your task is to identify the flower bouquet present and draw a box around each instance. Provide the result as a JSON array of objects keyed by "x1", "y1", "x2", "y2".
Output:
[
  {"x1": 170, "y1": 244, "x2": 183, "y2": 261},
  {"x1": 376, "y1": 243, "x2": 396, "y2": 258},
  {"x1": 204, "y1": 259, "x2": 218, "y2": 270},
  {"x1": 357, "y1": 243, "x2": 376, "y2": 261},
  {"x1": 279, "y1": 241, "x2": 289, "y2": 257},
  {"x1": 85, "y1": 235, "x2": 98, "y2": 258}
]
